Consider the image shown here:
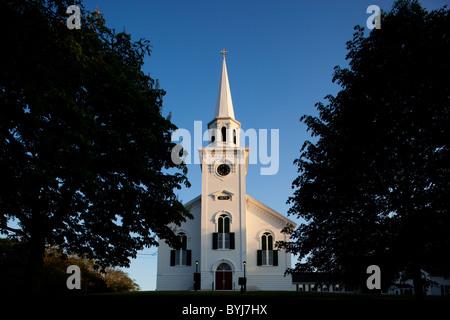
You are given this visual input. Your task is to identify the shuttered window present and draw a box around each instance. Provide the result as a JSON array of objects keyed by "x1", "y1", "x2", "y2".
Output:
[
  {"x1": 170, "y1": 232, "x2": 191, "y2": 266},
  {"x1": 213, "y1": 213, "x2": 234, "y2": 250},
  {"x1": 257, "y1": 232, "x2": 278, "y2": 266},
  {"x1": 212, "y1": 232, "x2": 234, "y2": 250}
]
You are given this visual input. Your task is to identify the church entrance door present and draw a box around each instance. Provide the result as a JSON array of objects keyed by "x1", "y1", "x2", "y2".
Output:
[{"x1": 215, "y1": 263, "x2": 232, "y2": 290}]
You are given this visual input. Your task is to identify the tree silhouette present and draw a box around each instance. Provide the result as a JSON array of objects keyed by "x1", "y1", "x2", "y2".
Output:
[
  {"x1": 0, "y1": 0, "x2": 191, "y2": 294},
  {"x1": 284, "y1": 0, "x2": 449, "y2": 298}
]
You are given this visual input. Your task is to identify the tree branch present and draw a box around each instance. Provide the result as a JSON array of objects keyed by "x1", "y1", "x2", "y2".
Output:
[{"x1": 0, "y1": 225, "x2": 29, "y2": 239}]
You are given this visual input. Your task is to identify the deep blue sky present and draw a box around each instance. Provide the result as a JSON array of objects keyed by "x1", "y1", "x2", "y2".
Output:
[{"x1": 81, "y1": 0, "x2": 449, "y2": 291}]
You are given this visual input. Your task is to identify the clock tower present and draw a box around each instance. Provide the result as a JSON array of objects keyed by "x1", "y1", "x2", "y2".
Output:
[{"x1": 198, "y1": 50, "x2": 249, "y2": 289}]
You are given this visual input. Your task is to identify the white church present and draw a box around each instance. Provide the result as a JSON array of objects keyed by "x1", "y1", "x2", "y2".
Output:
[{"x1": 156, "y1": 51, "x2": 296, "y2": 291}]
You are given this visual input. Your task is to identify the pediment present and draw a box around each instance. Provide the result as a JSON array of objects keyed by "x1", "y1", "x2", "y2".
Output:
[
  {"x1": 210, "y1": 189, "x2": 235, "y2": 201},
  {"x1": 246, "y1": 194, "x2": 297, "y2": 228}
]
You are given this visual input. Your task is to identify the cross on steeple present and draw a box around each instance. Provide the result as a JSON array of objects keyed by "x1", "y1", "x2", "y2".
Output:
[{"x1": 220, "y1": 49, "x2": 228, "y2": 58}]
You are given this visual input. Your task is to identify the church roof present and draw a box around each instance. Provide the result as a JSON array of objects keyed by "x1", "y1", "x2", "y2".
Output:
[
  {"x1": 183, "y1": 194, "x2": 297, "y2": 228},
  {"x1": 214, "y1": 51, "x2": 235, "y2": 119},
  {"x1": 184, "y1": 194, "x2": 201, "y2": 210},
  {"x1": 246, "y1": 194, "x2": 297, "y2": 227}
]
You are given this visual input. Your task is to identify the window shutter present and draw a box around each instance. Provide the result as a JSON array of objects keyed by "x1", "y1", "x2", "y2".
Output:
[
  {"x1": 186, "y1": 250, "x2": 192, "y2": 266},
  {"x1": 170, "y1": 250, "x2": 176, "y2": 266},
  {"x1": 257, "y1": 250, "x2": 262, "y2": 266},
  {"x1": 212, "y1": 233, "x2": 218, "y2": 249},
  {"x1": 273, "y1": 250, "x2": 278, "y2": 266},
  {"x1": 229, "y1": 232, "x2": 235, "y2": 249}
]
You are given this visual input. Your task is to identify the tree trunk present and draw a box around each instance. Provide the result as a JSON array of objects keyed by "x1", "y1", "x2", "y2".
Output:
[
  {"x1": 28, "y1": 233, "x2": 45, "y2": 296},
  {"x1": 27, "y1": 211, "x2": 47, "y2": 296},
  {"x1": 411, "y1": 264, "x2": 425, "y2": 300}
]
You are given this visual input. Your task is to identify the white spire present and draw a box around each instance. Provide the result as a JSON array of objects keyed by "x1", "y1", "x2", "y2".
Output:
[{"x1": 214, "y1": 50, "x2": 235, "y2": 119}]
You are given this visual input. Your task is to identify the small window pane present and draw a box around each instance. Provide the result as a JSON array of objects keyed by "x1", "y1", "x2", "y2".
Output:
[
  {"x1": 181, "y1": 235, "x2": 187, "y2": 250},
  {"x1": 262, "y1": 250, "x2": 267, "y2": 265},
  {"x1": 224, "y1": 217, "x2": 230, "y2": 233},
  {"x1": 224, "y1": 233, "x2": 230, "y2": 249},
  {"x1": 261, "y1": 235, "x2": 267, "y2": 251},
  {"x1": 268, "y1": 250, "x2": 273, "y2": 265},
  {"x1": 218, "y1": 217, "x2": 223, "y2": 233},
  {"x1": 217, "y1": 263, "x2": 232, "y2": 271},
  {"x1": 268, "y1": 235, "x2": 273, "y2": 250},
  {"x1": 218, "y1": 233, "x2": 224, "y2": 249}
]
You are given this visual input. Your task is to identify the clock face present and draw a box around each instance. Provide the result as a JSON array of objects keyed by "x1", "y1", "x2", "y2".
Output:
[{"x1": 217, "y1": 164, "x2": 231, "y2": 176}]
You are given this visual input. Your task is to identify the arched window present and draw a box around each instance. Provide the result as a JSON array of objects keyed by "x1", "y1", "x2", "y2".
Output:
[
  {"x1": 257, "y1": 232, "x2": 278, "y2": 266},
  {"x1": 261, "y1": 232, "x2": 273, "y2": 251},
  {"x1": 261, "y1": 232, "x2": 273, "y2": 265},
  {"x1": 221, "y1": 126, "x2": 227, "y2": 142},
  {"x1": 218, "y1": 214, "x2": 230, "y2": 249},
  {"x1": 170, "y1": 232, "x2": 191, "y2": 266},
  {"x1": 213, "y1": 213, "x2": 235, "y2": 250},
  {"x1": 217, "y1": 263, "x2": 232, "y2": 271},
  {"x1": 218, "y1": 214, "x2": 230, "y2": 234}
]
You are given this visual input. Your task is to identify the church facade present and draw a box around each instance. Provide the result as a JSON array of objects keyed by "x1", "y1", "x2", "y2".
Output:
[{"x1": 156, "y1": 52, "x2": 296, "y2": 291}]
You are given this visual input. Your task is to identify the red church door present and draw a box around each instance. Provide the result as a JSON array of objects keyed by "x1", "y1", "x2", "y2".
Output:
[{"x1": 215, "y1": 263, "x2": 232, "y2": 290}]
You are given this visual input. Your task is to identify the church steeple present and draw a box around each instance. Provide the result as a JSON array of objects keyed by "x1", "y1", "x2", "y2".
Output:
[
  {"x1": 208, "y1": 50, "x2": 241, "y2": 147},
  {"x1": 214, "y1": 50, "x2": 235, "y2": 119}
]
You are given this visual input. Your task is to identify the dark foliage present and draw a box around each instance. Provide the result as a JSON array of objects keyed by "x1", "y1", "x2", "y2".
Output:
[
  {"x1": 283, "y1": 0, "x2": 450, "y2": 298},
  {"x1": 0, "y1": 0, "x2": 191, "y2": 294}
]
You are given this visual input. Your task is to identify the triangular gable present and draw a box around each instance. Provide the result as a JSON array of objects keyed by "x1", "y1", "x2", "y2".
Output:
[
  {"x1": 183, "y1": 193, "x2": 297, "y2": 228},
  {"x1": 246, "y1": 194, "x2": 297, "y2": 228},
  {"x1": 184, "y1": 194, "x2": 201, "y2": 210}
]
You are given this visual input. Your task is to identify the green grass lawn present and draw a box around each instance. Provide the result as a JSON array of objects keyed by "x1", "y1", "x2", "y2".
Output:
[{"x1": 85, "y1": 289, "x2": 449, "y2": 301}]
